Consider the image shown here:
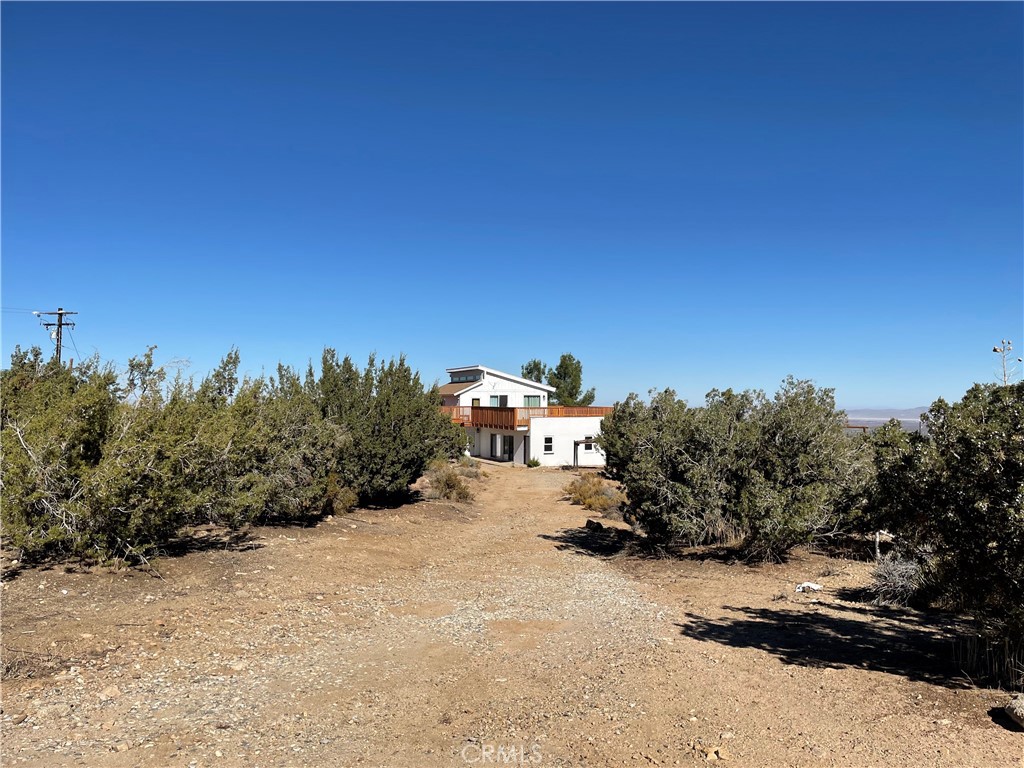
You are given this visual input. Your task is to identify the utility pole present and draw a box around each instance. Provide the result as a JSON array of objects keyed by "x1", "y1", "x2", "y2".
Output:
[
  {"x1": 37, "y1": 308, "x2": 77, "y2": 366},
  {"x1": 992, "y1": 339, "x2": 1023, "y2": 386}
]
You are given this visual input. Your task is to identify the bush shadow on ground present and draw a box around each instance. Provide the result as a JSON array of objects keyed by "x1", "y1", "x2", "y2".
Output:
[
  {"x1": 540, "y1": 523, "x2": 746, "y2": 563},
  {"x1": 0, "y1": 527, "x2": 267, "y2": 585},
  {"x1": 162, "y1": 527, "x2": 265, "y2": 557},
  {"x1": 677, "y1": 603, "x2": 973, "y2": 688},
  {"x1": 988, "y1": 706, "x2": 1024, "y2": 732},
  {"x1": 539, "y1": 524, "x2": 652, "y2": 558}
]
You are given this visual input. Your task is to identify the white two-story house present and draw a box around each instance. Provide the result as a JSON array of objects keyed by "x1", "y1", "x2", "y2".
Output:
[{"x1": 438, "y1": 365, "x2": 611, "y2": 467}]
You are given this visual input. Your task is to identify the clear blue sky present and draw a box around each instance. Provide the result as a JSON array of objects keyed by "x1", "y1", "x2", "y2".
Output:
[{"x1": 3, "y1": 2, "x2": 1021, "y2": 409}]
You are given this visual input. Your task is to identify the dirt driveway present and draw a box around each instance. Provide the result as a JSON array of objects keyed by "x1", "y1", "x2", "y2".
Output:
[{"x1": 2, "y1": 463, "x2": 1022, "y2": 767}]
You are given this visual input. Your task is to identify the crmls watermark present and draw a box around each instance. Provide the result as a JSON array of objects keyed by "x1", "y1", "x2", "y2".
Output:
[{"x1": 460, "y1": 742, "x2": 543, "y2": 765}]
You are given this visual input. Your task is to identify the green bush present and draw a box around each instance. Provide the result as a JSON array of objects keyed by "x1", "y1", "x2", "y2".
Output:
[
  {"x1": 317, "y1": 353, "x2": 465, "y2": 506},
  {"x1": 598, "y1": 378, "x2": 870, "y2": 560},
  {"x1": 738, "y1": 377, "x2": 871, "y2": 561},
  {"x1": 870, "y1": 383, "x2": 1024, "y2": 687},
  {"x1": 1, "y1": 345, "x2": 463, "y2": 563}
]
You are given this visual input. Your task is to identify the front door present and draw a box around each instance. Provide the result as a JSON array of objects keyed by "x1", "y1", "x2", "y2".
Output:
[{"x1": 502, "y1": 435, "x2": 514, "y2": 461}]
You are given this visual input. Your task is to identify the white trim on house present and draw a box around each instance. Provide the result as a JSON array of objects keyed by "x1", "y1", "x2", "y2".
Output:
[{"x1": 446, "y1": 365, "x2": 556, "y2": 393}]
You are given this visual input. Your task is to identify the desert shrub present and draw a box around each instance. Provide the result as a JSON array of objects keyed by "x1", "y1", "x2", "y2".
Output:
[
  {"x1": 1, "y1": 344, "x2": 462, "y2": 563},
  {"x1": 1, "y1": 350, "x2": 121, "y2": 558},
  {"x1": 598, "y1": 393, "x2": 649, "y2": 482},
  {"x1": 870, "y1": 383, "x2": 1024, "y2": 687},
  {"x1": 564, "y1": 474, "x2": 625, "y2": 514},
  {"x1": 599, "y1": 378, "x2": 870, "y2": 560},
  {"x1": 870, "y1": 554, "x2": 927, "y2": 606},
  {"x1": 526, "y1": 457, "x2": 541, "y2": 468},
  {"x1": 318, "y1": 353, "x2": 465, "y2": 506},
  {"x1": 426, "y1": 461, "x2": 473, "y2": 502},
  {"x1": 738, "y1": 377, "x2": 871, "y2": 562}
]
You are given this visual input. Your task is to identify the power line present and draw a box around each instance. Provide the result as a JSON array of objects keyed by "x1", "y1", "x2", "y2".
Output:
[
  {"x1": 36, "y1": 308, "x2": 78, "y2": 366},
  {"x1": 66, "y1": 326, "x2": 83, "y2": 363}
]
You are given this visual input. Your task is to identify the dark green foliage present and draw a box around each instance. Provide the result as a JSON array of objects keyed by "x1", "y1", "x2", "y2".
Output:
[
  {"x1": 739, "y1": 377, "x2": 870, "y2": 561},
  {"x1": 521, "y1": 359, "x2": 548, "y2": 384},
  {"x1": 316, "y1": 353, "x2": 465, "y2": 505},
  {"x1": 547, "y1": 354, "x2": 596, "y2": 406},
  {"x1": 1, "y1": 351, "x2": 120, "y2": 558},
  {"x1": 1, "y1": 345, "x2": 461, "y2": 563},
  {"x1": 869, "y1": 383, "x2": 1024, "y2": 686},
  {"x1": 598, "y1": 393, "x2": 648, "y2": 482},
  {"x1": 520, "y1": 353, "x2": 596, "y2": 406},
  {"x1": 599, "y1": 378, "x2": 869, "y2": 560}
]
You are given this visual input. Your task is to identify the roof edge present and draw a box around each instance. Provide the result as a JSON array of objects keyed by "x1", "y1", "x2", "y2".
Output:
[{"x1": 445, "y1": 364, "x2": 556, "y2": 392}]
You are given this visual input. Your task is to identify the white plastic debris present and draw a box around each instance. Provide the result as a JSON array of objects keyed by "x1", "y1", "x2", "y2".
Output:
[{"x1": 795, "y1": 582, "x2": 823, "y2": 593}]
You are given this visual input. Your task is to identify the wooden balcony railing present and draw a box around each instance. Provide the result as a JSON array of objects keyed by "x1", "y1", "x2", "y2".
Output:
[{"x1": 441, "y1": 405, "x2": 614, "y2": 430}]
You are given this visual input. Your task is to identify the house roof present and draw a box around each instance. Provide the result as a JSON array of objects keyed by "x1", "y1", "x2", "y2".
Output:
[
  {"x1": 445, "y1": 365, "x2": 556, "y2": 393},
  {"x1": 437, "y1": 381, "x2": 479, "y2": 396}
]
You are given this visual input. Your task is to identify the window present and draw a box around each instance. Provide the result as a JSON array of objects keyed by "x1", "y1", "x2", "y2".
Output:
[
  {"x1": 451, "y1": 373, "x2": 482, "y2": 383},
  {"x1": 490, "y1": 396, "x2": 500, "y2": 407},
  {"x1": 471, "y1": 398, "x2": 480, "y2": 407},
  {"x1": 524, "y1": 395, "x2": 541, "y2": 407},
  {"x1": 584, "y1": 436, "x2": 594, "y2": 452},
  {"x1": 543, "y1": 436, "x2": 554, "y2": 454}
]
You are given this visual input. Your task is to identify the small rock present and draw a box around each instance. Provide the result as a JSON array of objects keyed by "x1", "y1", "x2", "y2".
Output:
[
  {"x1": 1006, "y1": 693, "x2": 1024, "y2": 728},
  {"x1": 98, "y1": 686, "x2": 122, "y2": 701},
  {"x1": 11, "y1": 713, "x2": 28, "y2": 725},
  {"x1": 114, "y1": 743, "x2": 130, "y2": 753}
]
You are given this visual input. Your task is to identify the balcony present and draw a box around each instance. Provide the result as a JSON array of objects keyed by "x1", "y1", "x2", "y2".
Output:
[{"x1": 441, "y1": 405, "x2": 614, "y2": 430}]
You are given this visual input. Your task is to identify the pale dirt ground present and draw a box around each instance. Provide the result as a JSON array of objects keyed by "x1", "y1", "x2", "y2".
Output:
[{"x1": 2, "y1": 463, "x2": 1022, "y2": 768}]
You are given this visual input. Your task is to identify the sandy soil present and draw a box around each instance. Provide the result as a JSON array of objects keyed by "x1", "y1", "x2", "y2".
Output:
[{"x1": 2, "y1": 463, "x2": 1022, "y2": 767}]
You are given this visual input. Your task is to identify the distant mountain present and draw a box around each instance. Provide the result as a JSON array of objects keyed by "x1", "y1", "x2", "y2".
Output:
[
  {"x1": 844, "y1": 407, "x2": 929, "y2": 421},
  {"x1": 843, "y1": 407, "x2": 929, "y2": 433}
]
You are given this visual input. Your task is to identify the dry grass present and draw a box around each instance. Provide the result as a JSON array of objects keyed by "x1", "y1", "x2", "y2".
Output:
[
  {"x1": 563, "y1": 474, "x2": 626, "y2": 515},
  {"x1": 427, "y1": 460, "x2": 474, "y2": 502},
  {"x1": 0, "y1": 644, "x2": 66, "y2": 681}
]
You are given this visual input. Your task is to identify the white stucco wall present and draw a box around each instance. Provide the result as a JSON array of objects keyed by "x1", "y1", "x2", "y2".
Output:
[
  {"x1": 528, "y1": 416, "x2": 606, "y2": 467},
  {"x1": 468, "y1": 427, "x2": 528, "y2": 463},
  {"x1": 453, "y1": 371, "x2": 550, "y2": 408}
]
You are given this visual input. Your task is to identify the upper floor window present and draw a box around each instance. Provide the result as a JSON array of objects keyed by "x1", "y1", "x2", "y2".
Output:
[
  {"x1": 451, "y1": 373, "x2": 482, "y2": 383},
  {"x1": 524, "y1": 395, "x2": 541, "y2": 407}
]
